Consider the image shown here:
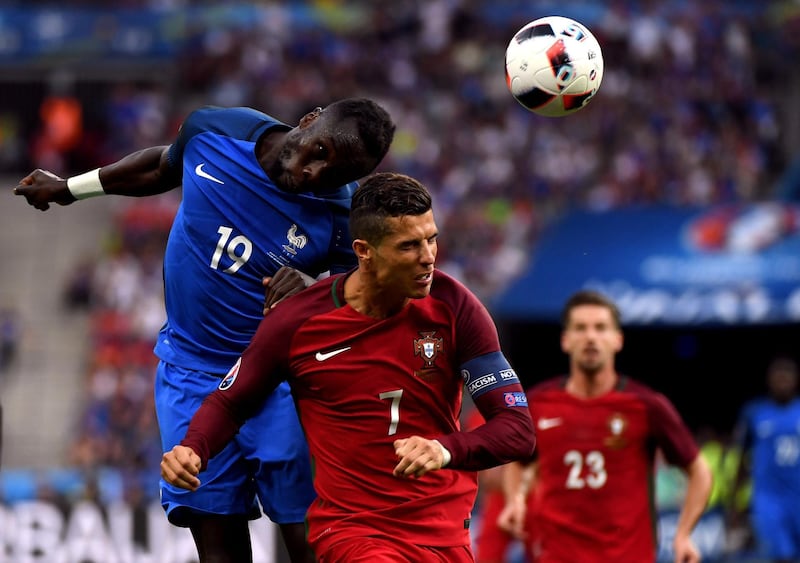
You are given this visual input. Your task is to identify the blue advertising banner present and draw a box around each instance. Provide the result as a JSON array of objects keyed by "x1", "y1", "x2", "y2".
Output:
[{"x1": 492, "y1": 203, "x2": 800, "y2": 325}]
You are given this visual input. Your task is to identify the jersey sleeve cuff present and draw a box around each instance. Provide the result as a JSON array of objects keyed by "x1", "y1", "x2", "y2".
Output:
[{"x1": 433, "y1": 439, "x2": 452, "y2": 467}]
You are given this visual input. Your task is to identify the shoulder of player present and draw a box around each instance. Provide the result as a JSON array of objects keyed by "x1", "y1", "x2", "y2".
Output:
[
  {"x1": 304, "y1": 182, "x2": 357, "y2": 216},
  {"x1": 182, "y1": 105, "x2": 291, "y2": 142},
  {"x1": 742, "y1": 396, "x2": 782, "y2": 415},
  {"x1": 429, "y1": 269, "x2": 479, "y2": 303},
  {"x1": 616, "y1": 375, "x2": 651, "y2": 393},
  {"x1": 614, "y1": 376, "x2": 686, "y2": 415},
  {"x1": 427, "y1": 270, "x2": 494, "y2": 327}
]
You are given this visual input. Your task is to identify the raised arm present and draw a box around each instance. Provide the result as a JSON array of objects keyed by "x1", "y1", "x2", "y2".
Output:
[{"x1": 15, "y1": 145, "x2": 180, "y2": 211}]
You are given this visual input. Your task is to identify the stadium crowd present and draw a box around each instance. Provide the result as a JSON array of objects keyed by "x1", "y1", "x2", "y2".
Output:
[
  {"x1": 52, "y1": 0, "x2": 788, "y2": 496},
  {"x1": 22, "y1": 0, "x2": 794, "y2": 301},
  {"x1": 3, "y1": 0, "x2": 798, "y2": 560}
]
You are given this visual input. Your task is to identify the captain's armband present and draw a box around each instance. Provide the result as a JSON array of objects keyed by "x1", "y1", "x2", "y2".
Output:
[{"x1": 460, "y1": 351, "x2": 520, "y2": 400}]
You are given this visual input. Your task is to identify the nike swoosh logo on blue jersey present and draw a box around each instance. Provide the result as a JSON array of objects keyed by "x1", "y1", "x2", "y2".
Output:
[
  {"x1": 195, "y1": 163, "x2": 225, "y2": 185},
  {"x1": 315, "y1": 347, "x2": 351, "y2": 361}
]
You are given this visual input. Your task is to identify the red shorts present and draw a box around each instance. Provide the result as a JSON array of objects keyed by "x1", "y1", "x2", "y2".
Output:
[{"x1": 318, "y1": 536, "x2": 474, "y2": 562}]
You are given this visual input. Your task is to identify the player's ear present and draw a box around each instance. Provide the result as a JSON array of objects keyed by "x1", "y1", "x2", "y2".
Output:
[
  {"x1": 298, "y1": 106, "x2": 323, "y2": 128},
  {"x1": 353, "y1": 239, "x2": 371, "y2": 264},
  {"x1": 614, "y1": 330, "x2": 624, "y2": 353},
  {"x1": 560, "y1": 330, "x2": 569, "y2": 354}
]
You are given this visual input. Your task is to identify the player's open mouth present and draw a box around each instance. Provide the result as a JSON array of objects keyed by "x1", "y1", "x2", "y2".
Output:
[{"x1": 415, "y1": 272, "x2": 433, "y2": 284}]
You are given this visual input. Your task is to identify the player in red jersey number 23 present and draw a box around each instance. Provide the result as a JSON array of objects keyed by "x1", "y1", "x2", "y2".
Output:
[{"x1": 499, "y1": 290, "x2": 713, "y2": 563}]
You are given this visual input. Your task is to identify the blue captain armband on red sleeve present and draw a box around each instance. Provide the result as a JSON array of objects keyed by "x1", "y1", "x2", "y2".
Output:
[{"x1": 461, "y1": 351, "x2": 521, "y2": 400}]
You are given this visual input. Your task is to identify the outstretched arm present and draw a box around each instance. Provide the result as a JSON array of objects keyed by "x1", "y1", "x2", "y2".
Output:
[{"x1": 15, "y1": 145, "x2": 180, "y2": 211}]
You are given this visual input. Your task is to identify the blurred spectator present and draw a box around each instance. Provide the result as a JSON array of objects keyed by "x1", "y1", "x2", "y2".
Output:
[
  {"x1": 63, "y1": 255, "x2": 97, "y2": 310},
  {"x1": 29, "y1": 73, "x2": 84, "y2": 173},
  {"x1": 0, "y1": 308, "x2": 21, "y2": 374}
]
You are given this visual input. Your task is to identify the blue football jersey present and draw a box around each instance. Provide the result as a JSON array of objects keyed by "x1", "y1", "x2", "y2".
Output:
[
  {"x1": 737, "y1": 397, "x2": 800, "y2": 498},
  {"x1": 154, "y1": 106, "x2": 357, "y2": 373}
]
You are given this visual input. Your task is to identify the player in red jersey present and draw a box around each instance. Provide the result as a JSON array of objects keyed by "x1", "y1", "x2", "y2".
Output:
[
  {"x1": 160, "y1": 172, "x2": 537, "y2": 562},
  {"x1": 498, "y1": 290, "x2": 713, "y2": 563}
]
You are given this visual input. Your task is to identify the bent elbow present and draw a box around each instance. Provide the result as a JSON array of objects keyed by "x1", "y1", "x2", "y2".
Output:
[{"x1": 511, "y1": 413, "x2": 537, "y2": 461}]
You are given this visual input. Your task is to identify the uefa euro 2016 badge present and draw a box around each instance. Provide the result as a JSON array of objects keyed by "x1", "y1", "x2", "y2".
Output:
[
  {"x1": 219, "y1": 358, "x2": 241, "y2": 390},
  {"x1": 414, "y1": 331, "x2": 443, "y2": 380},
  {"x1": 604, "y1": 412, "x2": 628, "y2": 449}
]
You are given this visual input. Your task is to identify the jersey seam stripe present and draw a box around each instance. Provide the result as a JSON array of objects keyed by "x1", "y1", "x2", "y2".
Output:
[{"x1": 331, "y1": 276, "x2": 344, "y2": 308}]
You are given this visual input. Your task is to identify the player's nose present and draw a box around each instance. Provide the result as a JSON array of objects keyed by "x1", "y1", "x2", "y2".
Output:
[
  {"x1": 420, "y1": 240, "x2": 436, "y2": 265},
  {"x1": 302, "y1": 161, "x2": 324, "y2": 181}
]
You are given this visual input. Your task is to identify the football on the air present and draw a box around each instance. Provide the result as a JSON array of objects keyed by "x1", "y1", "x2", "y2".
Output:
[{"x1": 505, "y1": 15, "x2": 604, "y2": 117}]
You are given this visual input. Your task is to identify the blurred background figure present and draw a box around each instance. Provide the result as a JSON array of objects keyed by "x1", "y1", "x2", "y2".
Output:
[
  {"x1": 499, "y1": 290, "x2": 713, "y2": 563},
  {"x1": 0, "y1": 307, "x2": 21, "y2": 374},
  {"x1": 729, "y1": 357, "x2": 800, "y2": 563}
]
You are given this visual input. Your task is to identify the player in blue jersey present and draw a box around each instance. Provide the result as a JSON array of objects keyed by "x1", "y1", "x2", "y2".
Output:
[
  {"x1": 731, "y1": 356, "x2": 800, "y2": 563},
  {"x1": 14, "y1": 98, "x2": 395, "y2": 563}
]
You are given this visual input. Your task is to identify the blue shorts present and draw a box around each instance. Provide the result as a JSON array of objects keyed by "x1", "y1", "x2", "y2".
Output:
[
  {"x1": 155, "y1": 361, "x2": 315, "y2": 527},
  {"x1": 752, "y1": 492, "x2": 800, "y2": 559}
]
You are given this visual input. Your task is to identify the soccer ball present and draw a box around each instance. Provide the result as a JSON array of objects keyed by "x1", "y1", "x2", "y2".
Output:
[{"x1": 505, "y1": 15, "x2": 604, "y2": 117}]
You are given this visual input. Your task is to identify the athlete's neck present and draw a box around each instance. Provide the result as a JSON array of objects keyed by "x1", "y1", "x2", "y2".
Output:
[
  {"x1": 566, "y1": 369, "x2": 618, "y2": 399},
  {"x1": 343, "y1": 270, "x2": 409, "y2": 319},
  {"x1": 255, "y1": 130, "x2": 286, "y2": 171}
]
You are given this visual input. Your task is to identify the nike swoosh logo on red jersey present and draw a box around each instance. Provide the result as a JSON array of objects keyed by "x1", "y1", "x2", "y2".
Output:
[
  {"x1": 315, "y1": 347, "x2": 351, "y2": 361},
  {"x1": 537, "y1": 417, "x2": 563, "y2": 430},
  {"x1": 195, "y1": 163, "x2": 225, "y2": 185}
]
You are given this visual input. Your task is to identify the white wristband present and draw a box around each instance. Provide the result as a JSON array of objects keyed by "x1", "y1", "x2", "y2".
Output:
[
  {"x1": 66, "y1": 168, "x2": 105, "y2": 200},
  {"x1": 434, "y1": 440, "x2": 452, "y2": 467}
]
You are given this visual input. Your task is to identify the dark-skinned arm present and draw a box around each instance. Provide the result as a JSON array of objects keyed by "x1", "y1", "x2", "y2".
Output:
[{"x1": 14, "y1": 146, "x2": 181, "y2": 211}]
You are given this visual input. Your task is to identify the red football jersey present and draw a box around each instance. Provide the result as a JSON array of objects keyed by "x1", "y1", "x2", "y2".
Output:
[
  {"x1": 528, "y1": 377, "x2": 699, "y2": 563},
  {"x1": 182, "y1": 269, "x2": 534, "y2": 556}
]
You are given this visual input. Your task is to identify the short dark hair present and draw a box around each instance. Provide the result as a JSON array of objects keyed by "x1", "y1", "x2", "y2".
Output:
[
  {"x1": 349, "y1": 172, "x2": 432, "y2": 245},
  {"x1": 561, "y1": 290, "x2": 622, "y2": 329},
  {"x1": 326, "y1": 98, "x2": 396, "y2": 164}
]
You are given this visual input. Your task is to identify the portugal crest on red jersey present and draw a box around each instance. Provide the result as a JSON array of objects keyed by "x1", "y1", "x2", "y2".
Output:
[
  {"x1": 604, "y1": 412, "x2": 628, "y2": 449},
  {"x1": 414, "y1": 331, "x2": 443, "y2": 368}
]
